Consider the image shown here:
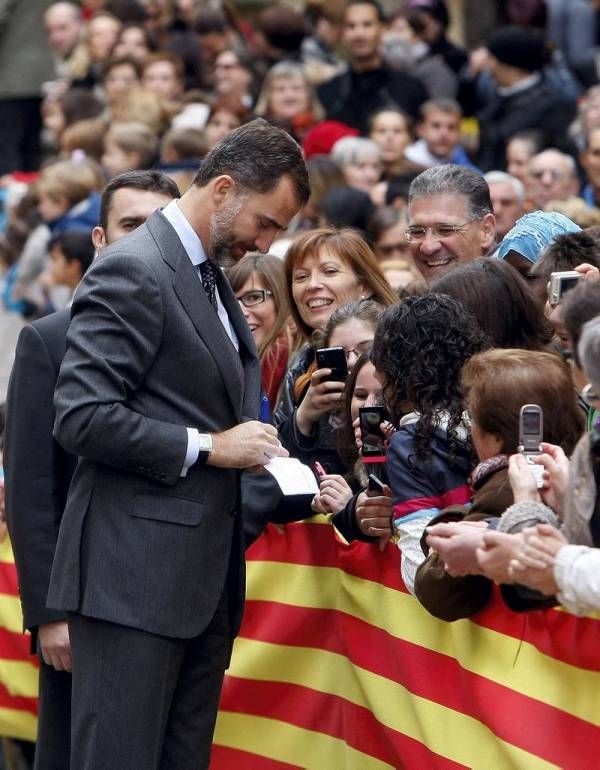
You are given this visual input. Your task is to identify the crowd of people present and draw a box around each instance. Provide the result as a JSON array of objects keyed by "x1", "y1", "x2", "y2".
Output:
[{"x1": 2, "y1": 0, "x2": 600, "y2": 767}]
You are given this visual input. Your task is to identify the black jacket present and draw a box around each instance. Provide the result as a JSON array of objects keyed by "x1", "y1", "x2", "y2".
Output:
[
  {"x1": 317, "y1": 65, "x2": 428, "y2": 134},
  {"x1": 476, "y1": 76, "x2": 577, "y2": 171},
  {"x1": 4, "y1": 309, "x2": 75, "y2": 634}
]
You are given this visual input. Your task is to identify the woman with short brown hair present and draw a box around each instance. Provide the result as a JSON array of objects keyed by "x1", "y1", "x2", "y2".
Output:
[{"x1": 415, "y1": 348, "x2": 583, "y2": 621}]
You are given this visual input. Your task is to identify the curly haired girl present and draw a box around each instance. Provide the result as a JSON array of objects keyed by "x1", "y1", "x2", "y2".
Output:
[{"x1": 370, "y1": 293, "x2": 488, "y2": 592}]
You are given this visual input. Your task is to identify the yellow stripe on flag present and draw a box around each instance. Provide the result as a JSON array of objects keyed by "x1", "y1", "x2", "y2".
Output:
[
  {"x1": 246, "y1": 561, "x2": 600, "y2": 725},
  {"x1": 0, "y1": 660, "x2": 38, "y2": 700},
  {"x1": 0, "y1": 708, "x2": 37, "y2": 742},
  {"x1": 214, "y1": 711, "x2": 393, "y2": 770},
  {"x1": 0, "y1": 537, "x2": 16, "y2": 565},
  {"x1": 0, "y1": 595, "x2": 27, "y2": 635},
  {"x1": 229, "y1": 637, "x2": 558, "y2": 770}
]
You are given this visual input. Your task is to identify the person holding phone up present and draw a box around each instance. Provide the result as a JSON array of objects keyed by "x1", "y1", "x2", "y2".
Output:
[
  {"x1": 274, "y1": 227, "x2": 397, "y2": 437},
  {"x1": 311, "y1": 351, "x2": 396, "y2": 551},
  {"x1": 278, "y1": 297, "x2": 393, "y2": 477}
]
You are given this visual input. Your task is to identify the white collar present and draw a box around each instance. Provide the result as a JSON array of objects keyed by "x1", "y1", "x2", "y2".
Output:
[
  {"x1": 161, "y1": 199, "x2": 207, "y2": 265},
  {"x1": 498, "y1": 73, "x2": 541, "y2": 97}
]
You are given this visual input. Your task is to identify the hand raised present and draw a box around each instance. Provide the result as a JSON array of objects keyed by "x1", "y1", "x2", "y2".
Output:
[{"x1": 295, "y1": 368, "x2": 345, "y2": 435}]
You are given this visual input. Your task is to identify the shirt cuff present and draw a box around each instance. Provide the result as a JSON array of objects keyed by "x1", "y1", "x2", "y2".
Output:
[{"x1": 181, "y1": 427, "x2": 201, "y2": 477}]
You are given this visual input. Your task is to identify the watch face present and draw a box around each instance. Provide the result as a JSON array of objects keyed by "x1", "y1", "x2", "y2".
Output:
[{"x1": 198, "y1": 433, "x2": 213, "y2": 453}]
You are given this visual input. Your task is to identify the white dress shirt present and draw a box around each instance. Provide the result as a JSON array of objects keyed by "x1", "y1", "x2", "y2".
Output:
[{"x1": 161, "y1": 200, "x2": 239, "y2": 475}]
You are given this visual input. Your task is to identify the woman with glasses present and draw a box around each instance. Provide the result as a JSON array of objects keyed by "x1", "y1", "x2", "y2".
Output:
[{"x1": 227, "y1": 253, "x2": 295, "y2": 410}]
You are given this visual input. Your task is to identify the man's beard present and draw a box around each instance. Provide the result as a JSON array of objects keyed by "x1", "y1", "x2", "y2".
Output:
[{"x1": 208, "y1": 194, "x2": 246, "y2": 267}]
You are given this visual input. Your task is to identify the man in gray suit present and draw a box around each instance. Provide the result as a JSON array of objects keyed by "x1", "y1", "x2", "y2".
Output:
[{"x1": 48, "y1": 119, "x2": 310, "y2": 769}]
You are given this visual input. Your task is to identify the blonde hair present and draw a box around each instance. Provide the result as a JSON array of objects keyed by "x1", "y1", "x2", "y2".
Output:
[
  {"x1": 110, "y1": 87, "x2": 176, "y2": 134},
  {"x1": 61, "y1": 118, "x2": 107, "y2": 162},
  {"x1": 254, "y1": 61, "x2": 324, "y2": 121},
  {"x1": 545, "y1": 197, "x2": 600, "y2": 228},
  {"x1": 106, "y1": 121, "x2": 158, "y2": 169},
  {"x1": 37, "y1": 158, "x2": 103, "y2": 206}
]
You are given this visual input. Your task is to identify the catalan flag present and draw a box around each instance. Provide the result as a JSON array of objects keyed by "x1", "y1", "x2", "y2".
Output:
[
  {"x1": 0, "y1": 536, "x2": 38, "y2": 742},
  {"x1": 211, "y1": 519, "x2": 600, "y2": 770},
  {"x1": 0, "y1": 522, "x2": 599, "y2": 767}
]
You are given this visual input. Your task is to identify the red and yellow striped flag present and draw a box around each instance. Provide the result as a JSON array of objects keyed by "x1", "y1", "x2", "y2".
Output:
[
  {"x1": 0, "y1": 537, "x2": 38, "y2": 742},
  {"x1": 211, "y1": 519, "x2": 600, "y2": 769},
  {"x1": 0, "y1": 521, "x2": 598, "y2": 767}
]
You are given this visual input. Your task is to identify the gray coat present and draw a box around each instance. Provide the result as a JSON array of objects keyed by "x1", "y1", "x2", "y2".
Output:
[
  {"x1": 0, "y1": 0, "x2": 53, "y2": 98},
  {"x1": 47, "y1": 210, "x2": 261, "y2": 639}
]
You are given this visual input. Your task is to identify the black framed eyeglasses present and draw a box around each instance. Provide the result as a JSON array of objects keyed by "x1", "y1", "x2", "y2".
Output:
[{"x1": 236, "y1": 289, "x2": 273, "y2": 307}]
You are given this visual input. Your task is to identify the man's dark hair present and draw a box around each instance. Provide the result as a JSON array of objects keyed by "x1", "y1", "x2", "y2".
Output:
[
  {"x1": 408, "y1": 164, "x2": 492, "y2": 220},
  {"x1": 49, "y1": 231, "x2": 96, "y2": 275},
  {"x1": 193, "y1": 118, "x2": 310, "y2": 205},
  {"x1": 99, "y1": 170, "x2": 180, "y2": 231},
  {"x1": 344, "y1": 0, "x2": 385, "y2": 23},
  {"x1": 256, "y1": 5, "x2": 306, "y2": 53},
  {"x1": 532, "y1": 231, "x2": 600, "y2": 281},
  {"x1": 562, "y1": 281, "x2": 600, "y2": 367}
]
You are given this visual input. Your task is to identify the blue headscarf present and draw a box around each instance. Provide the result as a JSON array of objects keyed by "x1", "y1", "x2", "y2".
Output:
[{"x1": 495, "y1": 211, "x2": 581, "y2": 265}]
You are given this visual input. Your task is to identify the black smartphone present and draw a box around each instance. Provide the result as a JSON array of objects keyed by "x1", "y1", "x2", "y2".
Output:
[
  {"x1": 367, "y1": 473, "x2": 386, "y2": 494},
  {"x1": 359, "y1": 406, "x2": 387, "y2": 458},
  {"x1": 316, "y1": 346, "x2": 348, "y2": 383}
]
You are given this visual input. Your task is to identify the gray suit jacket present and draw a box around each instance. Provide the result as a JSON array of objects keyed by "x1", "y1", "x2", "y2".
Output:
[{"x1": 47, "y1": 210, "x2": 261, "y2": 639}]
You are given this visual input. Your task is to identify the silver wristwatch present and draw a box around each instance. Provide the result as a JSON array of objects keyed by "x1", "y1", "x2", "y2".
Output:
[{"x1": 196, "y1": 433, "x2": 213, "y2": 465}]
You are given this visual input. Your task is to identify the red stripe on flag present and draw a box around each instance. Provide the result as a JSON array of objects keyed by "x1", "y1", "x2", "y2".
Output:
[
  {"x1": 0, "y1": 679, "x2": 38, "y2": 717},
  {"x1": 0, "y1": 561, "x2": 19, "y2": 597},
  {"x1": 247, "y1": 524, "x2": 600, "y2": 670},
  {"x1": 210, "y1": 745, "x2": 301, "y2": 770},
  {"x1": 219, "y1": 677, "x2": 467, "y2": 770},
  {"x1": 0, "y1": 626, "x2": 36, "y2": 662},
  {"x1": 239, "y1": 600, "x2": 600, "y2": 769}
]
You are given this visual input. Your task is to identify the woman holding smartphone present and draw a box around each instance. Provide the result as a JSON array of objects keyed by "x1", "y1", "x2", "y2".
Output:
[
  {"x1": 274, "y1": 227, "x2": 396, "y2": 431},
  {"x1": 278, "y1": 299, "x2": 388, "y2": 477},
  {"x1": 312, "y1": 351, "x2": 394, "y2": 547}
]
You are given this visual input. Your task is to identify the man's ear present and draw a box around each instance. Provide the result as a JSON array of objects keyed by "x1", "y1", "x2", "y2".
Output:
[
  {"x1": 480, "y1": 212, "x2": 497, "y2": 252},
  {"x1": 92, "y1": 226, "x2": 107, "y2": 251},
  {"x1": 211, "y1": 174, "x2": 236, "y2": 208}
]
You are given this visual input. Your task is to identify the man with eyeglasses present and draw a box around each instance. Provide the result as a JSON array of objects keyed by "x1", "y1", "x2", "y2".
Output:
[
  {"x1": 405, "y1": 164, "x2": 496, "y2": 283},
  {"x1": 529, "y1": 149, "x2": 580, "y2": 211}
]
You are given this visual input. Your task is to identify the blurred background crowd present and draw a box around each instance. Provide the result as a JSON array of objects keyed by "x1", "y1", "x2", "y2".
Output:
[{"x1": 5, "y1": 0, "x2": 600, "y2": 379}]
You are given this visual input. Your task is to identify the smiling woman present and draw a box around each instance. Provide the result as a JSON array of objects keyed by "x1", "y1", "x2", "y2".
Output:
[{"x1": 273, "y1": 226, "x2": 396, "y2": 430}]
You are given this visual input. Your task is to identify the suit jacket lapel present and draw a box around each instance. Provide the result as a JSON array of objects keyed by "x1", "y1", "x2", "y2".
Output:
[{"x1": 147, "y1": 211, "x2": 244, "y2": 417}]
